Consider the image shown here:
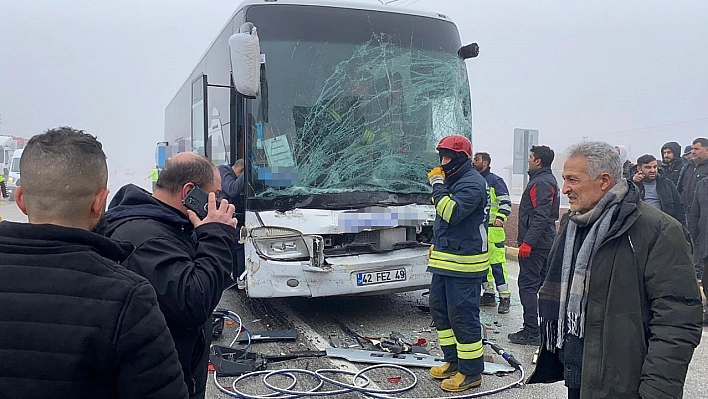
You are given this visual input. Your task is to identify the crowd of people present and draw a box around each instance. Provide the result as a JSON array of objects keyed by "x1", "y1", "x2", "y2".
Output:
[
  {"x1": 0, "y1": 127, "x2": 705, "y2": 399},
  {"x1": 427, "y1": 135, "x2": 704, "y2": 397},
  {"x1": 624, "y1": 139, "x2": 708, "y2": 309}
]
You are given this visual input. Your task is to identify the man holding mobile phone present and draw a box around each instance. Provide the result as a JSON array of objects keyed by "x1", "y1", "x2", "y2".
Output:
[
  {"x1": 105, "y1": 152, "x2": 239, "y2": 398},
  {"x1": 632, "y1": 154, "x2": 686, "y2": 226}
]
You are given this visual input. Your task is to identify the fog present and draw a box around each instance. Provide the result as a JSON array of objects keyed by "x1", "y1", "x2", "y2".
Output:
[{"x1": 1, "y1": 0, "x2": 706, "y2": 197}]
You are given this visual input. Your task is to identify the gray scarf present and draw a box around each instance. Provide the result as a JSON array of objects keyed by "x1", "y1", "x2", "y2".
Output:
[{"x1": 554, "y1": 180, "x2": 628, "y2": 348}]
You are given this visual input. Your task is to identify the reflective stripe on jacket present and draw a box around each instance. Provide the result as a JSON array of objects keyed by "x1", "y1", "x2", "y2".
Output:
[
  {"x1": 480, "y1": 168, "x2": 511, "y2": 224},
  {"x1": 428, "y1": 161, "x2": 490, "y2": 277}
]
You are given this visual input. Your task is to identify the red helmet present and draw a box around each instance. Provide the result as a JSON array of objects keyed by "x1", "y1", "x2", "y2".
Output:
[{"x1": 436, "y1": 135, "x2": 472, "y2": 157}]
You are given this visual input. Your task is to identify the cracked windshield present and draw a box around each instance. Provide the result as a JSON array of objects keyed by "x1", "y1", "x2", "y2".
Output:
[{"x1": 246, "y1": 6, "x2": 472, "y2": 200}]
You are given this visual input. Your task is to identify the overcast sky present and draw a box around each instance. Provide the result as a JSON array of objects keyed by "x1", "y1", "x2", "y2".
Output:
[{"x1": 1, "y1": 0, "x2": 707, "y2": 190}]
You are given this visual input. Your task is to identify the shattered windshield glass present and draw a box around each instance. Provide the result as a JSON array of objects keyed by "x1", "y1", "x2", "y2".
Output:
[{"x1": 246, "y1": 5, "x2": 472, "y2": 202}]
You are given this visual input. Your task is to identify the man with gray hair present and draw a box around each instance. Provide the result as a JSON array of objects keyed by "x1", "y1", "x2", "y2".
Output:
[
  {"x1": 218, "y1": 158, "x2": 245, "y2": 204},
  {"x1": 528, "y1": 141, "x2": 702, "y2": 398},
  {"x1": 218, "y1": 158, "x2": 245, "y2": 282}
]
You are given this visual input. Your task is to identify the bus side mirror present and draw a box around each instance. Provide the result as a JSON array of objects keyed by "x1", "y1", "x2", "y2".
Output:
[
  {"x1": 229, "y1": 23, "x2": 261, "y2": 98},
  {"x1": 458, "y1": 43, "x2": 479, "y2": 60}
]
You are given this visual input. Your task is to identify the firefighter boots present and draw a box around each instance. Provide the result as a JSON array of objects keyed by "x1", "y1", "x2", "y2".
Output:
[
  {"x1": 441, "y1": 372, "x2": 482, "y2": 392},
  {"x1": 430, "y1": 362, "x2": 458, "y2": 379}
]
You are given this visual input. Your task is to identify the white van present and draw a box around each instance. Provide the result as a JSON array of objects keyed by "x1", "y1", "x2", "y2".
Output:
[{"x1": 6, "y1": 149, "x2": 22, "y2": 201}]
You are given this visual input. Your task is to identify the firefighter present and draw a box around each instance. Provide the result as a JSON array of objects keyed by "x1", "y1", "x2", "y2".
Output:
[
  {"x1": 427, "y1": 135, "x2": 490, "y2": 392},
  {"x1": 473, "y1": 152, "x2": 513, "y2": 313}
]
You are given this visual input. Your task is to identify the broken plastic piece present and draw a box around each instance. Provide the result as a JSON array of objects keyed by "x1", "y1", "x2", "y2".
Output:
[
  {"x1": 325, "y1": 348, "x2": 515, "y2": 374},
  {"x1": 232, "y1": 329, "x2": 297, "y2": 343}
]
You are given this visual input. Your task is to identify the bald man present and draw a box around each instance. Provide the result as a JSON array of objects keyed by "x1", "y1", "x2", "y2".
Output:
[{"x1": 106, "y1": 152, "x2": 239, "y2": 398}]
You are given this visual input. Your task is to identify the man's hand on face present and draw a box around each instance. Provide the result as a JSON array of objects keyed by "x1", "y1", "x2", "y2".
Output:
[{"x1": 188, "y1": 192, "x2": 238, "y2": 229}]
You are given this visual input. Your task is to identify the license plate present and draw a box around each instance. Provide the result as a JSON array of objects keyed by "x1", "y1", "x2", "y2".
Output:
[{"x1": 357, "y1": 269, "x2": 406, "y2": 286}]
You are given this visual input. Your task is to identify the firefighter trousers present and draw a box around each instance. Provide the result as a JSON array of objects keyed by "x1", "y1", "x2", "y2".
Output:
[{"x1": 429, "y1": 273, "x2": 484, "y2": 377}]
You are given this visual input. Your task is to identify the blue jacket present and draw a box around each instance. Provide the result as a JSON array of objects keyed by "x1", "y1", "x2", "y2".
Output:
[
  {"x1": 427, "y1": 161, "x2": 490, "y2": 278},
  {"x1": 217, "y1": 164, "x2": 244, "y2": 204}
]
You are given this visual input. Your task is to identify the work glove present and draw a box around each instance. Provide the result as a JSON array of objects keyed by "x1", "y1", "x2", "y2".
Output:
[
  {"x1": 427, "y1": 167, "x2": 445, "y2": 187},
  {"x1": 518, "y1": 242, "x2": 532, "y2": 258}
]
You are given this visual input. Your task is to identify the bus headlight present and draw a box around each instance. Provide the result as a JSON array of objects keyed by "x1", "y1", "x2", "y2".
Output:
[{"x1": 251, "y1": 227, "x2": 310, "y2": 261}]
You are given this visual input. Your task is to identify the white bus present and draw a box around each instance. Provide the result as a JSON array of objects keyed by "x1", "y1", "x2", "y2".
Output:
[{"x1": 163, "y1": 0, "x2": 478, "y2": 298}]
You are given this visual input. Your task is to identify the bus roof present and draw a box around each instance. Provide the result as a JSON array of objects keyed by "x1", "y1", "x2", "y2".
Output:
[
  {"x1": 167, "y1": 0, "x2": 455, "y2": 108},
  {"x1": 236, "y1": 0, "x2": 451, "y2": 21}
]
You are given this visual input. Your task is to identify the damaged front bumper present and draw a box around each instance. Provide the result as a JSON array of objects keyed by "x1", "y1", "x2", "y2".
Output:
[{"x1": 244, "y1": 245, "x2": 431, "y2": 298}]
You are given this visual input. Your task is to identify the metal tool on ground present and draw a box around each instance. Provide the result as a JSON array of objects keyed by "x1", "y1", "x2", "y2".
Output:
[
  {"x1": 378, "y1": 331, "x2": 412, "y2": 354},
  {"x1": 232, "y1": 329, "x2": 298, "y2": 343},
  {"x1": 346, "y1": 327, "x2": 428, "y2": 355},
  {"x1": 262, "y1": 351, "x2": 327, "y2": 362}
]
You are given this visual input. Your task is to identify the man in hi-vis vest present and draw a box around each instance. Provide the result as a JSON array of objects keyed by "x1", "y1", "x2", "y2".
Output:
[{"x1": 473, "y1": 152, "x2": 513, "y2": 314}]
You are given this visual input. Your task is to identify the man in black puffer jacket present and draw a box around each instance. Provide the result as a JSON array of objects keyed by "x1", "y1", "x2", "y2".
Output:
[
  {"x1": 660, "y1": 141, "x2": 685, "y2": 186},
  {"x1": 106, "y1": 152, "x2": 239, "y2": 398},
  {"x1": 0, "y1": 127, "x2": 187, "y2": 398}
]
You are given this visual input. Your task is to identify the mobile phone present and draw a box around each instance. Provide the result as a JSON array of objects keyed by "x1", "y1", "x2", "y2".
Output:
[{"x1": 182, "y1": 186, "x2": 209, "y2": 219}]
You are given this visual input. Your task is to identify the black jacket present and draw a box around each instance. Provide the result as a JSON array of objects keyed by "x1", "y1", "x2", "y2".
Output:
[
  {"x1": 660, "y1": 142, "x2": 685, "y2": 186},
  {"x1": 678, "y1": 157, "x2": 708, "y2": 215},
  {"x1": 0, "y1": 221, "x2": 188, "y2": 399},
  {"x1": 105, "y1": 184, "x2": 238, "y2": 398},
  {"x1": 635, "y1": 176, "x2": 686, "y2": 226},
  {"x1": 622, "y1": 160, "x2": 636, "y2": 180},
  {"x1": 518, "y1": 166, "x2": 560, "y2": 251},
  {"x1": 689, "y1": 178, "x2": 708, "y2": 260}
]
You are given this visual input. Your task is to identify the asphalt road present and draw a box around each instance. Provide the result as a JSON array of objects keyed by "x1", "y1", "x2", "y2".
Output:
[
  {"x1": 1, "y1": 201, "x2": 705, "y2": 398},
  {"x1": 205, "y1": 257, "x2": 708, "y2": 397}
]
